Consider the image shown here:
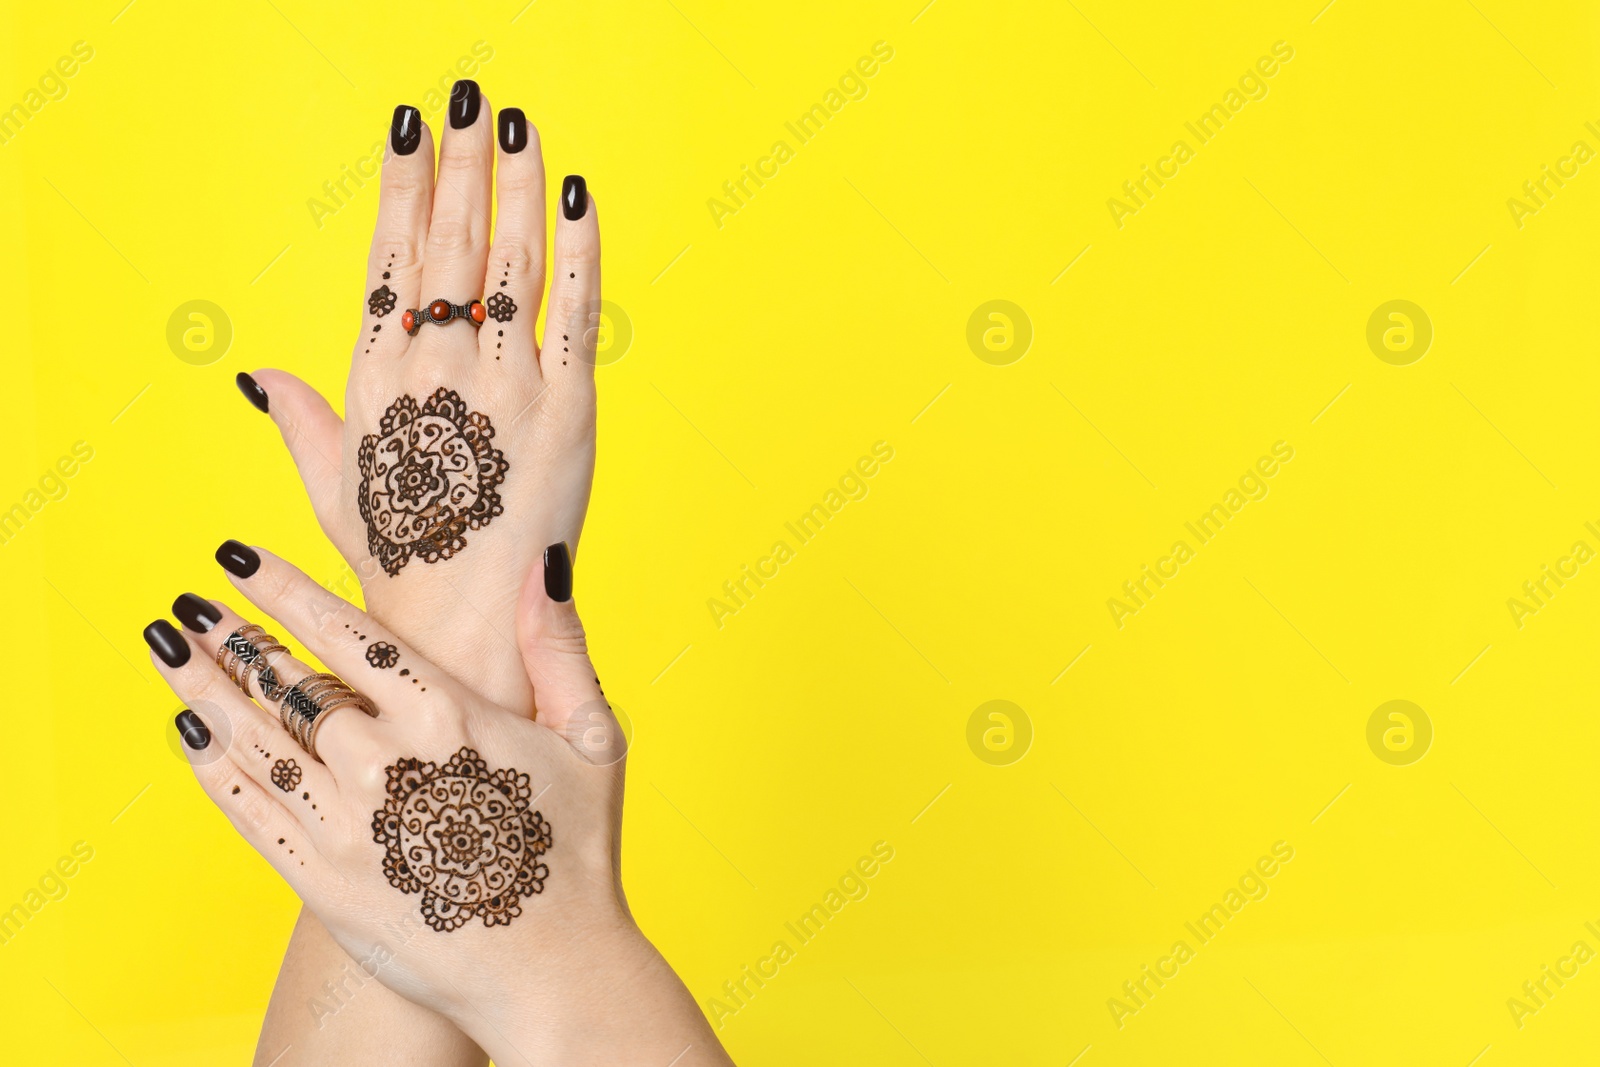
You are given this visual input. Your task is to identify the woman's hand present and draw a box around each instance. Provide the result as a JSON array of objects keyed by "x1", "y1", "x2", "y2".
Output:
[
  {"x1": 148, "y1": 544, "x2": 729, "y2": 1066},
  {"x1": 239, "y1": 81, "x2": 599, "y2": 715}
]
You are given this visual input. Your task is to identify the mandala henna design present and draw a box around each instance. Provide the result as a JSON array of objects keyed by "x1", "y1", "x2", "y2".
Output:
[
  {"x1": 367, "y1": 641, "x2": 399, "y2": 669},
  {"x1": 485, "y1": 291, "x2": 516, "y2": 323},
  {"x1": 271, "y1": 758, "x2": 302, "y2": 793},
  {"x1": 371, "y1": 747, "x2": 552, "y2": 932},
  {"x1": 369, "y1": 285, "x2": 397, "y2": 317},
  {"x1": 357, "y1": 389, "x2": 509, "y2": 577}
]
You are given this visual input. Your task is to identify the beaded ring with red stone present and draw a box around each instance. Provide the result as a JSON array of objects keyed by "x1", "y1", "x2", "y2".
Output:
[{"x1": 401, "y1": 298, "x2": 488, "y2": 336}]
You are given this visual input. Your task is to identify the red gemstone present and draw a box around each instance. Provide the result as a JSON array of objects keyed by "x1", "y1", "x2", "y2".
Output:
[
  {"x1": 401, "y1": 310, "x2": 415, "y2": 332},
  {"x1": 429, "y1": 299, "x2": 451, "y2": 322},
  {"x1": 469, "y1": 301, "x2": 486, "y2": 324}
]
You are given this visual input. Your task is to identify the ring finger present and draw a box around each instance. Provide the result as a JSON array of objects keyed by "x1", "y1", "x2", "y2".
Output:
[
  {"x1": 143, "y1": 613, "x2": 339, "y2": 807},
  {"x1": 162, "y1": 592, "x2": 379, "y2": 777}
]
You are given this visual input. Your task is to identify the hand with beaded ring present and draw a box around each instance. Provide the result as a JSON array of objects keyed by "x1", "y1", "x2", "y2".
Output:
[
  {"x1": 148, "y1": 547, "x2": 731, "y2": 1067},
  {"x1": 221, "y1": 79, "x2": 604, "y2": 1063}
]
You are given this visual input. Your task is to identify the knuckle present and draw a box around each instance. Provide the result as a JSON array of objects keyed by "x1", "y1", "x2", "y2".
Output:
[
  {"x1": 496, "y1": 165, "x2": 541, "y2": 200},
  {"x1": 489, "y1": 243, "x2": 541, "y2": 286},
  {"x1": 425, "y1": 213, "x2": 480, "y2": 258}
]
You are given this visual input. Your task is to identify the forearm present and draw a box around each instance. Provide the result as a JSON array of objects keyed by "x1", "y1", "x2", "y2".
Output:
[{"x1": 256, "y1": 906, "x2": 486, "y2": 1067}]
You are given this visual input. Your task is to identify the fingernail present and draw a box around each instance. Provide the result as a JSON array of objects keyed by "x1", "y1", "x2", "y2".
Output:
[
  {"x1": 544, "y1": 542, "x2": 573, "y2": 603},
  {"x1": 561, "y1": 175, "x2": 587, "y2": 220},
  {"x1": 216, "y1": 540, "x2": 261, "y2": 579},
  {"x1": 175, "y1": 710, "x2": 211, "y2": 751},
  {"x1": 499, "y1": 107, "x2": 527, "y2": 154},
  {"x1": 236, "y1": 372, "x2": 268, "y2": 414},
  {"x1": 449, "y1": 80, "x2": 480, "y2": 129},
  {"x1": 391, "y1": 104, "x2": 422, "y2": 155},
  {"x1": 173, "y1": 593, "x2": 222, "y2": 634},
  {"x1": 144, "y1": 619, "x2": 191, "y2": 668}
]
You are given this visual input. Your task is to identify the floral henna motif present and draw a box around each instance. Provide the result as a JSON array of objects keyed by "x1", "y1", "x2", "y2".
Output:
[
  {"x1": 271, "y1": 758, "x2": 302, "y2": 793},
  {"x1": 485, "y1": 291, "x2": 516, "y2": 323},
  {"x1": 371, "y1": 747, "x2": 552, "y2": 932},
  {"x1": 366, "y1": 641, "x2": 399, "y2": 669},
  {"x1": 368, "y1": 285, "x2": 397, "y2": 317},
  {"x1": 357, "y1": 389, "x2": 509, "y2": 577}
]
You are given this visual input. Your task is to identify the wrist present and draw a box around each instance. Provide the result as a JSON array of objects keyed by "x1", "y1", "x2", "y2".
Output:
[{"x1": 445, "y1": 920, "x2": 728, "y2": 1067}]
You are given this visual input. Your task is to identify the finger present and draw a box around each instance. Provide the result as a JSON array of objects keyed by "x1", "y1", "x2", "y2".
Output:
[
  {"x1": 516, "y1": 542, "x2": 620, "y2": 764},
  {"x1": 173, "y1": 567, "x2": 380, "y2": 778},
  {"x1": 482, "y1": 106, "x2": 545, "y2": 368},
  {"x1": 361, "y1": 105, "x2": 435, "y2": 362},
  {"x1": 211, "y1": 541, "x2": 464, "y2": 714},
  {"x1": 542, "y1": 175, "x2": 601, "y2": 388},
  {"x1": 235, "y1": 370, "x2": 365, "y2": 563},
  {"x1": 145, "y1": 617, "x2": 336, "y2": 809},
  {"x1": 174, "y1": 710, "x2": 331, "y2": 892},
  {"x1": 419, "y1": 80, "x2": 492, "y2": 340}
]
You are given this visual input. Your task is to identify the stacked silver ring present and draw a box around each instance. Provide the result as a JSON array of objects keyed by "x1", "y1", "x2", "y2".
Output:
[
  {"x1": 218, "y1": 625, "x2": 288, "y2": 702},
  {"x1": 279, "y1": 673, "x2": 377, "y2": 762}
]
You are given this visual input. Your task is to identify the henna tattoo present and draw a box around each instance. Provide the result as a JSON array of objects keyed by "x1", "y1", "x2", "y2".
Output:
[
  {"x1": 367, "y1": 257, "x2": 396, "y2": 354},
  {"x1": 367, "y1": 641, "x2": 399, "y2": 669},
  {"x1": 357, "y1": 390, "x2": 509, "y2": 577},
  {"x1": 371, "y1": 747, "x2": 551, "y2": 932},
  {"x1": 485, "y1": 292, "x2": 516, "y2": 323},
  {"x1": 369, "y1": 285, "x2": 397, "y2": 317},
  {"x1": 271, "y1": 758, "x2": 302, "y2": 793}
]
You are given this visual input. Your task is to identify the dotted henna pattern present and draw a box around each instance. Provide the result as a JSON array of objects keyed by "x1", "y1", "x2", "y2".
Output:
[
  {"x1": 271, "y1": 758, "x2": 302, "y2": 793},
  {"x1": 357, "y1": 389, "x2": 509, "y2": 577},
  {"x1": 371, "y1": 747, "x2": 551, "y2": 932}
]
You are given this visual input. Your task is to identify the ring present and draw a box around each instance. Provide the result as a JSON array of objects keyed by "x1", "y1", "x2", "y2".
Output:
[
  {"x1": 280, "y1": 673, "x2": 378, "y2": 761},
  {"x1": 218, "y1": 625, "x2": 289, "y2": 702},
  {"x1": 402, "y1": 298, "x2": 486, "y2": 335}
]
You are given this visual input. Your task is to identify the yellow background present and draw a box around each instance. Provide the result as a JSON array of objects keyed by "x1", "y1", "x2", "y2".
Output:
[{"x1": 4, "y1": 0, "x2": 1600, "y2": 1063}]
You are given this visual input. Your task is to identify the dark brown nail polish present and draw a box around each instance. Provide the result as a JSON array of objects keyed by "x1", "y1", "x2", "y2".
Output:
[
  {"x1": 144, "y1": 619, "x2": 191, "y2": 668},
  {"x1": 175, "y1": 710, "x2": 211, "y2": 750},
  {"x1": 561, "y1": 175, "x2": 587, "y2": 220},
  {"x1": 173, "y1": 593, "x2": 222, "y2": 634},
  {"x1": 391, "y1": 105, "x2": 422, "y2": 155},
  {"x1": 499, "y1": 107, "x2": 526, "y2": 154},
  {"x1": 449, "y1": 80, "x2": 480, "y2": 129},
  {"x1": 236, "y1": 372, "x2": 268, "y2": 413},
  {"x1": 216, "y1": 540, "x2": 261, "y2": 578},
  {"x1": 544, "y1": 542, "x2": 572, "y2": 603}
]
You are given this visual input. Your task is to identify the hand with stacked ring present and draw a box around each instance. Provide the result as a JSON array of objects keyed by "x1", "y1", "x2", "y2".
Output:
[
  {"x1": 145, "y1": 544, "x2": 727, "y2": 1065},
  {"x1": 141, "y1": 81, "x2": 728, "y2": 1064}
]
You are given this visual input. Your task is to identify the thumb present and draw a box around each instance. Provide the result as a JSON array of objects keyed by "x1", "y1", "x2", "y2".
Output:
[
  {"x1": 240, "y1": 369, "x2": 360, "y2": 559},
  {"x1": 518, "y1": 543, "x2": 624, "y2": 764}
]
